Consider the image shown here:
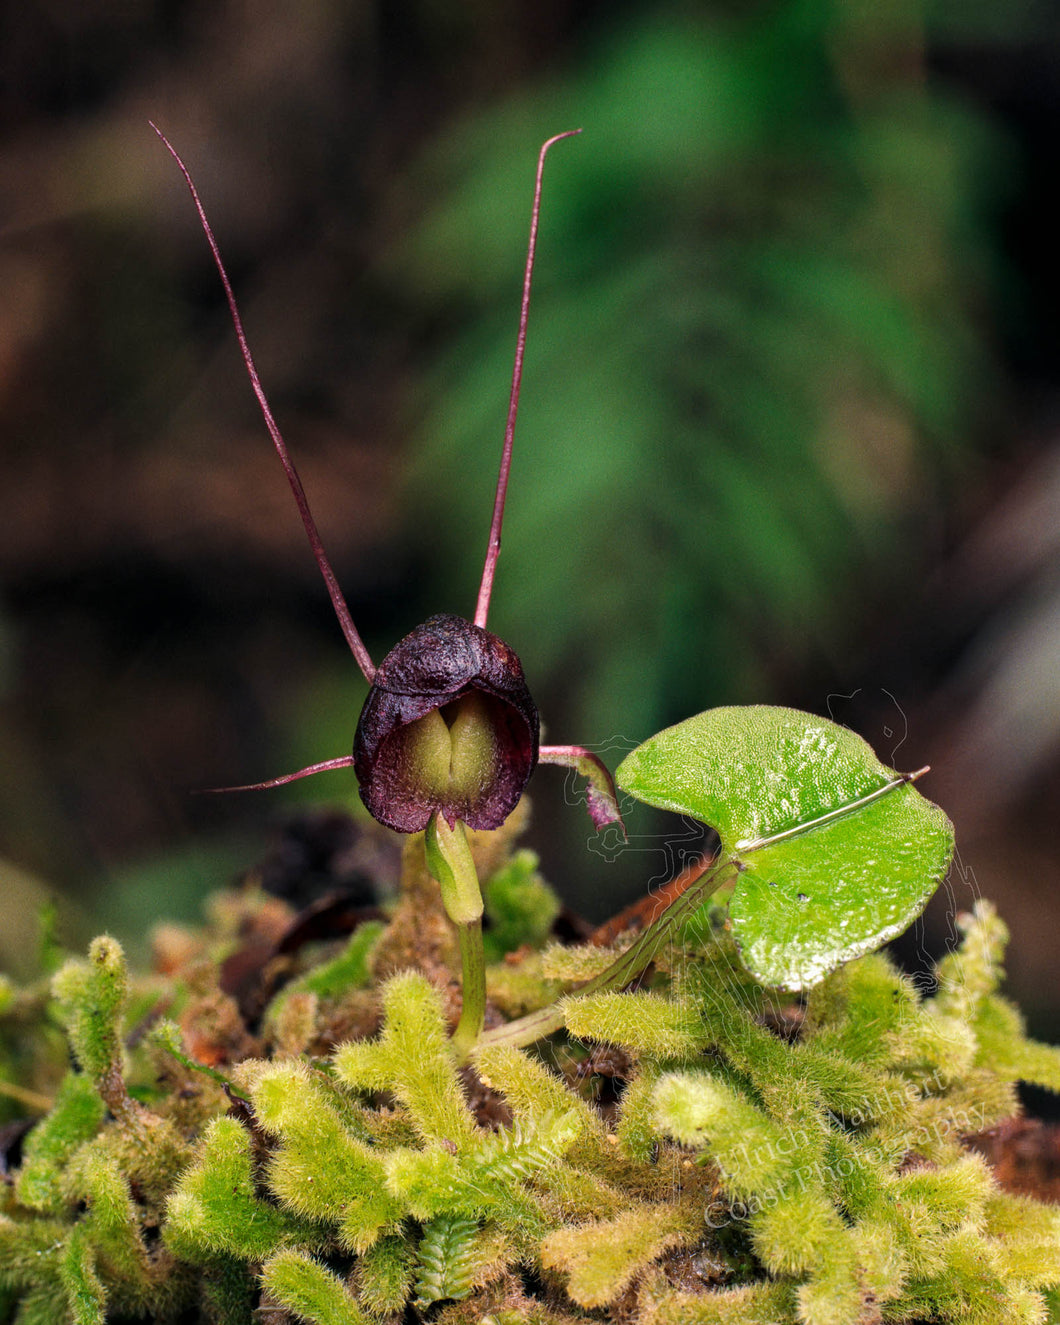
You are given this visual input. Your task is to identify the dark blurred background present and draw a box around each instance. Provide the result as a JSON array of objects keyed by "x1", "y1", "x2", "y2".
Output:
[{"x1": 1, "y1": 1, "x2": 1058, "y2": 1034}]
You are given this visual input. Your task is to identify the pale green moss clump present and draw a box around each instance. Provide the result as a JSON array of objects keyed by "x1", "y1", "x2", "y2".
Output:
[{"x1": 2, "y1": 828, "x2": 1060, "y2": 1325}]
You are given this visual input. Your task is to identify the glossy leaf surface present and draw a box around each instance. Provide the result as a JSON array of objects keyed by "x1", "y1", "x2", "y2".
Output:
[{"x1": 615, "y1": 706, "x2": 953, "y2": 990}]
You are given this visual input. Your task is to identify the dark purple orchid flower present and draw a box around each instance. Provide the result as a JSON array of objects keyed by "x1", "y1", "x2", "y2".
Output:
[
  {"x1": 354, "y1": 614, "x2": 539, "y2": 833},
  {"x1": 155, "y1": 126, "x2": 622, "y2": 839}
]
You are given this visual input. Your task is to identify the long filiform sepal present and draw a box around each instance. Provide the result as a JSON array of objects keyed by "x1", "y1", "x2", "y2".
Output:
[{"x1": 150, "y1": 122, "x2": 376, "y2": 684}]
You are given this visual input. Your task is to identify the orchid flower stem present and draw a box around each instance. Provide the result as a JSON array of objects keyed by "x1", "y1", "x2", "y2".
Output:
[
  {"x1": 424, "y1": 814, "x2": 488, "y2": 1057},
  {"x1": 474, "y1": 856, "x2": 735, "y2": 1057},
  {"x1": 452, "y1": 918, "x2": 487, "y2": 1060}
]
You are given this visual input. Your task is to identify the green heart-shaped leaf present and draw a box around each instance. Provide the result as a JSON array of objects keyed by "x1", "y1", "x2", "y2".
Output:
[{"x1": 615, "y1": 706, "x2": 953, "y2": 990}]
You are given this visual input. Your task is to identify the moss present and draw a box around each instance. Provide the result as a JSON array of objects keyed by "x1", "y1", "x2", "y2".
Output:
[
  {"x1": 482, "y1": 850, "x2": 561, "y2": 962},
  {"x1": 15, "y1": 1074, "x2": 105, "y2": 1214},
  {"x1": 354, "y1": 1234, "x2": 415, "y2": 1316},
  {"x1": 260, "y1": 1250, "x2": 371, "y2": 1324},
  {"x1": 3, "y1": 831, "x2": 1060, "y2": 1324},
  {"x1": 50, "y1": 938, "x2": 134, "y2": 1124},
  {"x1": 541, "y1": 1201, "x2": 706, "y2": 1308}
]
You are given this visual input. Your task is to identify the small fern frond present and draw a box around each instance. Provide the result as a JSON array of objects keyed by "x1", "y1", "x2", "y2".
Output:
[{"x1": 414, "y1": 1214, "x2": 481, "y2": 1308}]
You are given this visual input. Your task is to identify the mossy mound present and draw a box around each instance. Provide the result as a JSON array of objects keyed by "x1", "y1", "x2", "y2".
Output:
[{"x1": 3, "y1": 819, "x2": 1060, "y2": 1324}]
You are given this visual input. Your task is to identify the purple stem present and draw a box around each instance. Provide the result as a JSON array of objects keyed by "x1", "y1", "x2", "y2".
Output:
[
  {"x1": 151, "y1": 123, "x2": 376, "y2": 684},
  {"x1": 196, "y1": 755, "x2": 357, "y2": 794},
  {"x1": 538, "y1": 743, "x2": 626, "y2": 835},
  {"x1": 473, "y1": 129, "x2": 582, "y2": 630}
]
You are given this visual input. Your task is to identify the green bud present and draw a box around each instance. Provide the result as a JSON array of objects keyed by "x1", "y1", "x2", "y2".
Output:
[{"x1": 424, "y1": 815, "x2": 483, "y2": 927}]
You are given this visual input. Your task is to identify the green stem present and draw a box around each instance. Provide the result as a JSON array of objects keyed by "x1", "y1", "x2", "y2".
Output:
[
  {"x1": 150, "y1": 1020, "x2": 252, "y2": 1103},
  {"x1": 451, "y1": 918, "x2": 487, "y2": 1060},
  {"x1": 0, "y1": 1078, "x2": 54, "y2": 1112},
  {"x1": 475, "y1": 856, "x2": 735, "y2": 1055},
  {"x1": 424, "y1": 814, "x2": 489, "y2": 1058}
]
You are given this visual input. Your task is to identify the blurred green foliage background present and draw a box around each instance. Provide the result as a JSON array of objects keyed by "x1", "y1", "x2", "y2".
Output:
[
  {"x1": 1, "y1": 1, "x2": 1059, "y2": 1027},
  {"x1": 399, "y1": 5, "x2": 1004, "y2": 740}
]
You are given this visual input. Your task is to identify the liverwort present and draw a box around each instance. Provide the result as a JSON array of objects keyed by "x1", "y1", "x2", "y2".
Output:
[{"x1": 152, "y1": 125, "x2": 623, "y2": 1056}]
